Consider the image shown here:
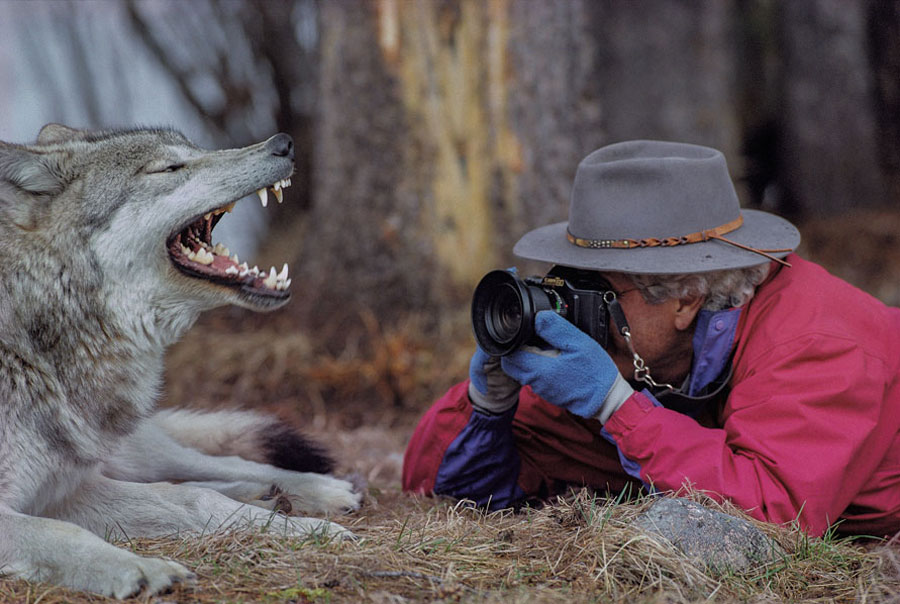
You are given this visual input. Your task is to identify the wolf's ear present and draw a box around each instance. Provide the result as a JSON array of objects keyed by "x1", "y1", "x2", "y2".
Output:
[
  {"x1": 0, "y1": 143, "x2": 66, "y2": 196},
  {"x1": 37, "y1": 123, "x2": 83, "y2": 145}
]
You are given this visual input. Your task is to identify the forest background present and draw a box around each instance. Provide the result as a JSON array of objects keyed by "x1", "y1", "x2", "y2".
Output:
[
  {"x1": 2, "y1": 0, "x2": 899, "y2": 521},
  {"x1": 1, "y1": 1, "x2": 899, "y2": 601}
]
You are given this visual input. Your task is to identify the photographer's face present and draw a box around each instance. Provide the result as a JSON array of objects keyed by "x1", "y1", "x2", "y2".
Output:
[{"x1": 601, "y1": 273, "x2": 703, "y2": 386}]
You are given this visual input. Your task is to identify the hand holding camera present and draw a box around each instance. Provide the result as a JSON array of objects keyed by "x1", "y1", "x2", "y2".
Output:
[
  {"x1": 500, "y1": 311, "x2": 633, "y2": 422},
  {"x1": 471, "y1": 266, "x2": 634, "y2": 422}
]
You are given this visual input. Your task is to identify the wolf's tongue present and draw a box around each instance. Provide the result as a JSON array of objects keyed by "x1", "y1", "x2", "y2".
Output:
[{"x1": 209, "y1": 254, "x2": 238, "y2": 273}]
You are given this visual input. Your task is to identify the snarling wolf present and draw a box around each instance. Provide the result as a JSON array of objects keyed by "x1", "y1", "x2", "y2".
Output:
[{"x1": 0, "y1": 125, "x2": 361, "y2": 598}]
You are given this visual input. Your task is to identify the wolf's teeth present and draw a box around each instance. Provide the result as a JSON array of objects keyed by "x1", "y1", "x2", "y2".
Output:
[
  {"x1": 204, "y1": 212, "x2": 212, "y2": 221},
  {"x1": 180, "y1": 244, "x2": 191, "y2": 256},
  {"x1": 256, "y1": 187, "x2": 268, "y2": 208},
  {"x1": 284, "y1": 278, "x2": 291, "y2": 289},
  {"x1": 225, "y1": 266, "x2": 239, "y2": 275},
  {"x1": 272, "y1": 186, "x2": 283, "y2": 204},
  {"x1": 192, "y1": 248, "x2": 214, "y2": 265},
  {"x1": 213, "y1": 243, "x2": 230, "y2": 256},
  {"x1": 239, "y1": 262, "x2": 249, "y2": 272},
  {"x1": 277, "y1": 263, "x2": 289, "y2": 281},
  {"x1": 263, "y1": 269, "x2": 278, "y2": 289},
  {"x1": 250, "y1": 265, "x2": 260, "y2": 276},
  {"x1": 231, "y1": 253, "x2": 240, "y2": 264},
  {"x1": 223, "y1": 201, "x2": 236, "y2": 213}
]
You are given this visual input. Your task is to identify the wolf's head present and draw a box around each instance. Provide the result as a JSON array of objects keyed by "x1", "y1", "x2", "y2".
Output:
[{"x1": 0, "y1": 125, "x2": 296, "y2": 340}]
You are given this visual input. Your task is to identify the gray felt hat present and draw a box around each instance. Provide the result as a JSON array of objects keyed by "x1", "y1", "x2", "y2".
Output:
[{"x1": 513, "y1": 140, "x2": 800, "y2": 274}]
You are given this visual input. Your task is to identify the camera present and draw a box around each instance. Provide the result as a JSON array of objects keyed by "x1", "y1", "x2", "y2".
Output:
[{"x1": 471, "y1": 265, "x2": 613, "y2": 356}]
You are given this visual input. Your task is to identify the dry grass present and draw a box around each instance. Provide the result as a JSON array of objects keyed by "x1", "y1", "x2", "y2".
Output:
[{"x1": 3, "y1": 489, "x2": 899, "y2": 603}]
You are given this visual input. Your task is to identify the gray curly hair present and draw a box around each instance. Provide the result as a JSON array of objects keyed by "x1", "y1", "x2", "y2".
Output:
[{"x1": 626, "y1": 263, "x2": 772, "y2": 311}]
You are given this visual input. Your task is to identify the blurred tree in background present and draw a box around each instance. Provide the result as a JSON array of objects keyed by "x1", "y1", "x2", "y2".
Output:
[
  {"x1": 289, "y1": 0, "x2": 900, "y2": 338},
  {"x1": 2, "y1": 0, "x2": 898, "y2": 354}
]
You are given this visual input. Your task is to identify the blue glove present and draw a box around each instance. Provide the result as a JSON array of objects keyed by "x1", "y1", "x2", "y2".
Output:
[
  {"x1": 501, "y1": 311, "x2": 633, "y2": 422},
  {"x1": 468, "y1": 346, "x2": 521, "y2": 414}
]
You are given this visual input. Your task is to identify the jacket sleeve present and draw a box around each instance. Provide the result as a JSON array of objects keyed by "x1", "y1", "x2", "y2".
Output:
[
  {"x1": 402, "y1": 380, "x2": 526, "y2": 509},
  {"x1": 604, "y1": 334, "x2": 897, "y2": 536}
]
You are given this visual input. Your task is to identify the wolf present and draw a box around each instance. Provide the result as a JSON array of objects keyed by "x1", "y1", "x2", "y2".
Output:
[{"x1": 0, "y1": 124, "x2": 362, "y2": 598}]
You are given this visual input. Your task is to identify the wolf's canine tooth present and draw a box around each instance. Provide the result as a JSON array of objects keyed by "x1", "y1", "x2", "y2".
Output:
[
  {"x1": 263, "y1": 271, "x2": 277, "y2": 289},
  {"x1": 256, "y1": 187, "x2": 268, "y2": 207}
]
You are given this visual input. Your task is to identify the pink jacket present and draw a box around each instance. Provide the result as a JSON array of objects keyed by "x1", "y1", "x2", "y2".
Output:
[{"x1": 606, "y1": 256, "x2": 900, "y2": 535}]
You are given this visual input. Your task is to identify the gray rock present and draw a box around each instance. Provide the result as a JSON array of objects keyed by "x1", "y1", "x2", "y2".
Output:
[{"x1": 634, "y1": 497, "x2": 784, "y2": 573}]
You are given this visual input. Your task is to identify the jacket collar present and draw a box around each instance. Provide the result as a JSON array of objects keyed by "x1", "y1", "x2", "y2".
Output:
[{"x1": 688, "y1": 307, "x2": 741, "y2": 396}]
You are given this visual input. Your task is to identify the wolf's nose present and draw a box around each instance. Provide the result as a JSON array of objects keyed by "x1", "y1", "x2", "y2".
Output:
[{"x1": 266, "y1": 133, "x2": 294, "y2": 161}]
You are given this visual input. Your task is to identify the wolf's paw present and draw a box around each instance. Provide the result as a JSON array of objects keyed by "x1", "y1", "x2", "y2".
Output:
[
  {"x1": 79, "y1": 551, "x2": 194, "y2": 599},
  {"x1": 260, "y1": 514, "x2": 355, "y2": 542},
  {"x1": 259, "y1": 473, "x2": 363, "y2": 516}
]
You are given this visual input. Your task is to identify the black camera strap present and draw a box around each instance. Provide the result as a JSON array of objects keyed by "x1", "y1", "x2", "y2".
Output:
[{"x1": 650, "y1": 360, "x2": 734, "y2": 414}]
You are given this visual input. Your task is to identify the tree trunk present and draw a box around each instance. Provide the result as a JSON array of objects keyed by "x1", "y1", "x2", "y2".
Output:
[
  {"x1": 868, "y1": 0, "x2": 900, "y2": 203},
  {"x1": 779, "y1": 0, "x2": 887, "y2": 217},
  {"x1": 296, "y1": 0, "x2": 603, "y2": 336},
  {"x1": 594, "y1": 0, "x2": 740, "y2": 162}
]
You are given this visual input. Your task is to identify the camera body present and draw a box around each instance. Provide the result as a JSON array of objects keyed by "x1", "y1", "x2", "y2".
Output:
[{"x1": 471, "y1": 265, "x2": 613, "y2": 356}]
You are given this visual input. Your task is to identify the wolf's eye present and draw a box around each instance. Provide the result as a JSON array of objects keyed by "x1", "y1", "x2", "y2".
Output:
[{"x1": 145, "y1": 162, "x2": 184, "y2": 174}]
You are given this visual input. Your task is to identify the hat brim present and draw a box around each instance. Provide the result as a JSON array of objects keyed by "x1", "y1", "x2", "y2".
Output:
[{"x1": 513, "y1": 209, "x2": 800, "y2": 274}]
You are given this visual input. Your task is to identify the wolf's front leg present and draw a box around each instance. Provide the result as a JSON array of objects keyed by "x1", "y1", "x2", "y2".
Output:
[
  {"x1": 46, "y1": 471, "x2": 352, "y2": 540},
  {"x1": 0, "y1": 508, "x2": 193, "y2": 598},
  {"x1": 104, "y1": 417, "x2": 362, "y2": 516}
]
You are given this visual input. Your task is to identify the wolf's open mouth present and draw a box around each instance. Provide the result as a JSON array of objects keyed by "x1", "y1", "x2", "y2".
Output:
[{"x1": 166, "y1": 179, "x2": 292, "y2": 297}]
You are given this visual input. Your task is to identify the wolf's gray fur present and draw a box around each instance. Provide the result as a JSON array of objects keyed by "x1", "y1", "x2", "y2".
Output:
[{"x1": 0, "y1": 124, "x2": 361, "y2": 598}]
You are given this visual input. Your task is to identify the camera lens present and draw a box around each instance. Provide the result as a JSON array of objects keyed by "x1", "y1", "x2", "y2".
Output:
[
  {"x1": 472, "y1": 269, "x2": 551, "y2": 356},
  {"x1": 486, "y1": 283, "x2": 523, "y2": 345},
  {"x1": 472, "y1": 265, "x2": 613, "y2": 356}
]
